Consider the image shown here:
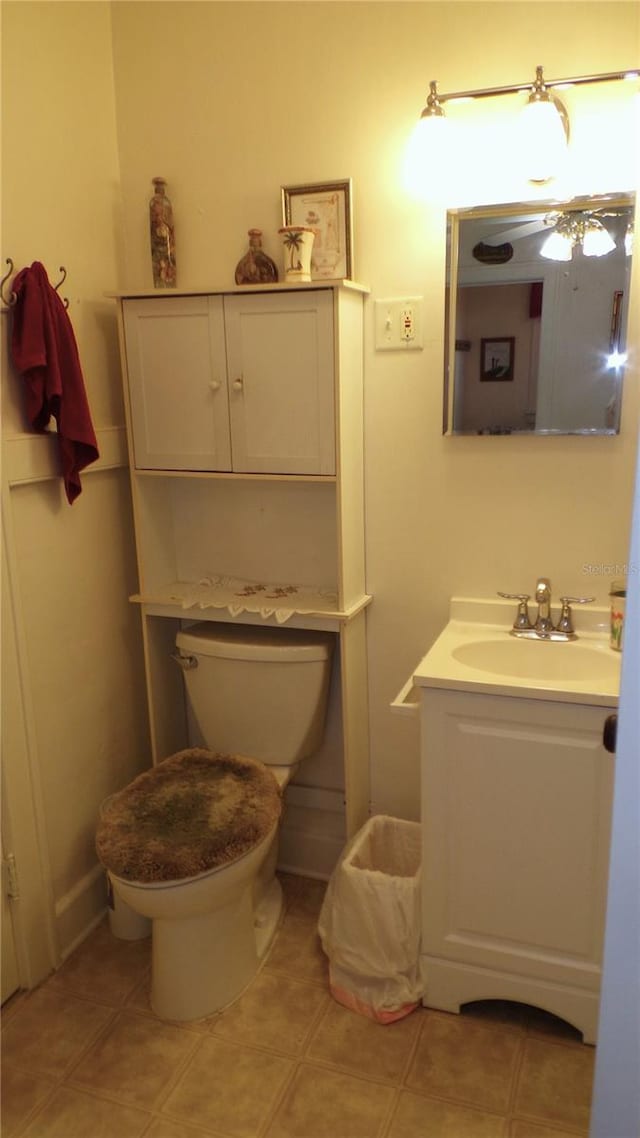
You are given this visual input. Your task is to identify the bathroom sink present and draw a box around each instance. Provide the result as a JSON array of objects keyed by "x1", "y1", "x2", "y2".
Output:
[
  {"x1": 411, "y1": 598, "x2": 621, "y2": 706},
  {"x1": 452, "y1": 637, "x2": 620, "y2": 683}
]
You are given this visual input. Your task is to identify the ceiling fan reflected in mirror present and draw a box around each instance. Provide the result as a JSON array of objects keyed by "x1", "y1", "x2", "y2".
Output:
[{"x1": 475, "y1": 207, "x2": 633, "y2": 263}]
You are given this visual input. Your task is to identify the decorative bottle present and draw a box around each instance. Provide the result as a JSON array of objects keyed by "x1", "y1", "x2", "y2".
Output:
[
  {"x1": 149, "y1": 177, "x2": 177, "y2": 288},
  {"x1": 234, "y1": 229, "x2": 278, "y2": 285}
]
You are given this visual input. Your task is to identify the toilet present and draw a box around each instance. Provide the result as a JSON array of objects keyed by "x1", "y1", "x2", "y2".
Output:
[{"x1": 96, "y1": 622, "x2": 333, "y2": 1022}]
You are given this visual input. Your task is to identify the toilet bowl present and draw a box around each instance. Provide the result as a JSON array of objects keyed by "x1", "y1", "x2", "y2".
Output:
[{"x1": 96, "y1": 623, "x2": 333, "y2": 1021}]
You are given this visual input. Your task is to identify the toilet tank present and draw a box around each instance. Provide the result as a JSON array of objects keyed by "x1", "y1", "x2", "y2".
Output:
[{"x1": 175, "y1": 623, "x2": 334, "y2": 765}]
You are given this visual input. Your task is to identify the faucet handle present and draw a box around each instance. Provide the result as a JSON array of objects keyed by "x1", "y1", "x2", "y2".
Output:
[
  {"x1": 557, "y1": 595, "x2": 596, "y2": 635},
  {"x1": 497, "y1": 591, "x2": 532, "y2": 630}
]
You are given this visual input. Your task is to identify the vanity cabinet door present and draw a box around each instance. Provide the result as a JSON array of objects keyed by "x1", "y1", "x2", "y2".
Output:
[
  {"x1": 421, "y1": 689, "x2": 614, "y2": 993},
  {"x1": 224, "y1": 290, "x2": 335, "y2": 475},
  {"x1": 124, "y1": 296, "x2": 231, "y2": 471}
]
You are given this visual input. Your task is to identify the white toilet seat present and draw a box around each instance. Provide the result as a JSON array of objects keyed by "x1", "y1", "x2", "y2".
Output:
[
  {"x1": 96, "y1": 748, "x2": 281, "y2": 886},
  {"x1": 96, "y1": 750, "x2": 286, "y2": 1022},
  {"x1": 95, "y1": 749, "x2": 294, "y2": 1021}
]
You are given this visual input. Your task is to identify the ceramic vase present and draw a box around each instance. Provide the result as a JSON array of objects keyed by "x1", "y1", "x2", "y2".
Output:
[
  {"x1": 609, "y1": 579, "x2": 626, "y2": 651},
  {"x1": 149, "y1": 177, "x2": 177, "y2": 288},
  {"x1": 278, "y1": 226, "x2": 315, "y2": 283},
  {"x1": 235, "y1": 229, "x2": 279, "y2": 285}
]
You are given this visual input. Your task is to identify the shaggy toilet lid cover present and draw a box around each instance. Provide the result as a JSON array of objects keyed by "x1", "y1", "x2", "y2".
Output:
[{"x1": 96, "y1": 748, "x2": 282, "y2": 884}]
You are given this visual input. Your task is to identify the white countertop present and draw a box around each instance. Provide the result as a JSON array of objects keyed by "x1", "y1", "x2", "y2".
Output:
[{"x1": 411, "y1": 597, "x2": 621, "y2": 707}]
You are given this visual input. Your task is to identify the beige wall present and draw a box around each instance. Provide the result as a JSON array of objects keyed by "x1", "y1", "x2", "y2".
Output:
[
  {"x1": 110, "y1": 1, "x2": 640, "y2": 817},
  {"x1": 1, "y1": 1, "x2": 150, "y2": 960},
  {"x1": 1, "y1": 4, "x2": 638, "y2": 974}
]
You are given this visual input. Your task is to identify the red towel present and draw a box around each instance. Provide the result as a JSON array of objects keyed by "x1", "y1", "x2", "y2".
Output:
[{"x1": 10, "y1": 261, "x2": 99, "y2": 503}]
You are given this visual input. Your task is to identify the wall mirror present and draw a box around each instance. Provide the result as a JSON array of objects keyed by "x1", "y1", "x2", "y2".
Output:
[{"x1": 443, "y1": 192, "x2": 635, "y2": 435}]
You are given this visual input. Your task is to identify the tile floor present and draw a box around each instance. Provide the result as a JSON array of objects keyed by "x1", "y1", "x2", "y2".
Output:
[{"x1": 1, "y1": 874, "x2": 595, "y2": 1138}]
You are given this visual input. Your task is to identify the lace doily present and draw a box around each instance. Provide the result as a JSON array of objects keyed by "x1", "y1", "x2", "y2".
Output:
[{"x1": 167, "y1": 575, "x2": 338, "y2": 624}]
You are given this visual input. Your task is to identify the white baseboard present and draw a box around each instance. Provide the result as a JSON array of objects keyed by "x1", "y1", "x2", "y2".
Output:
[
  {"x1": 55, "y1": 864, "x2": 108, "y2": 960},
  {"x1": 421, "y1": 954, "x2": 601, "y2": 1044},
  {"x1": 278, "y1": 786, "x2": 347, "y2": 880}
]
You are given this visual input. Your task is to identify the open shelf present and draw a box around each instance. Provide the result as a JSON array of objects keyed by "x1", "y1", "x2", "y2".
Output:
[{"x1": 129, "y1": 576, "x2": 371, "y2": 624}]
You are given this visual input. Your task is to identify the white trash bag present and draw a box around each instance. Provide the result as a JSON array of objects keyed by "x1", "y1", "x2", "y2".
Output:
[{"x1": 318, "y1": 815, "x2": 423, "y2": 1023}]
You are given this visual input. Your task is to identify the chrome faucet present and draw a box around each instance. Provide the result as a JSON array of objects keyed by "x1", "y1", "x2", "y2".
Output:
[
  {"x1": 534, "y1": 577, "x2": 554, "y2": 634},
  {"x1": 498, "y1": 579, "x2": 595, "y2": 641}
]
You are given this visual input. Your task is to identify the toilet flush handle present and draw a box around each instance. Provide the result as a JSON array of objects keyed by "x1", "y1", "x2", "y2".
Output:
[{"x1": 170, "y1": 650, "x2": 198, "y2": 671}]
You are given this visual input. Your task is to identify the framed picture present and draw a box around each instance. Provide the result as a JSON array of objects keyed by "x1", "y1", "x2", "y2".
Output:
[
  {"x1": 480, "y1": 337, "x2": 515, "y2": 382},
  {"x1": 610, "y1": 290, "x2": 624, "y2": 353},
  {"x1": 281, "y1": 179, "x2": 353, "y2": 280}
]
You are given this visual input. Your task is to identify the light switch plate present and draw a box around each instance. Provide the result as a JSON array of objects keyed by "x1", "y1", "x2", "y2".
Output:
[{"x1": 375, "y1": 297, "x2": 424, "y2": 350}]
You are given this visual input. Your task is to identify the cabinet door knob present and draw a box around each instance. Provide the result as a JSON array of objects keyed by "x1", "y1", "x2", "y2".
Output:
[
  {"x1": 603, "y1": 714, "x2": 617, "y2": 754},
  {"x1": 209, "y1": 380, "x2": 221, "y2": 392},
  {"x1": 232, "y1": 377, "x2": 244, "y2": 391}
]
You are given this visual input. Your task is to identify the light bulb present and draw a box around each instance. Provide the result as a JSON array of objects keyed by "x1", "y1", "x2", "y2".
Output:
[
  {"x1": 540, "y1": 230, "x2": 573, "y2": 261},
  {"x1": 520, "y1": 98, "x2": 568, "y2": 183},
  {"x1": 403, "y1": 114, "x2": 451, "y2": 200},
  {"x1": 582, "y1": 220, "x2": 616, "y2": 257}
]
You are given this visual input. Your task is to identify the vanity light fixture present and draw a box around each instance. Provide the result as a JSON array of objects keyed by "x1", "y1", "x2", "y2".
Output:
[
  {"x1": 412, "y1": 79, "x2": 449, "y2": 157},
  {"x1": 540, "y1": 211, "x2": 617, "y2": 261},
  {"x1": 414, "y1": 66, "x2": 639, "y2": 186},
  {"x1": 420, "y1": 79, "x2": 446, "y2": 122},
  {"x1": 405, "y1": 79, "x2": 449, "y2": 195},
  {"x1": 519, "y1": 66, "x2": 569, "y2": 182}
]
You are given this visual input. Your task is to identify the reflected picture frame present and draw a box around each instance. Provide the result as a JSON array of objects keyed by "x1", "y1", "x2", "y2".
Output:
[
  {"x1": 281, "y1": 179, "x2": 353, "y2": 280},
  {"x1": 610, "y1": 290, "x2": 624, "y2": 353},
  {"x1": 480, "y1": 337, "x2": 515, "y2": 382}
]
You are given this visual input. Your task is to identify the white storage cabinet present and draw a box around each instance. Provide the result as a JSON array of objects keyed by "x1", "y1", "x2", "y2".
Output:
[
  {"x1": 123, "y1": 290, "x2": 335, "y2": 475},
  {"x1": 114, "y1": 281, "x2": 371, "y2": 858}
]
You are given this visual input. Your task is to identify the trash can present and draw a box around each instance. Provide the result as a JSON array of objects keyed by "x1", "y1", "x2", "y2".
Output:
[
  {"x1": 104, "y1": 872, "x2": 151, "y2": 941},
  {"x1": 99, "y1": 794, "x2": 151, "y2": 941},
  {"x1": 318, "y1": 814, "x2": 423, "y2": 1023}
]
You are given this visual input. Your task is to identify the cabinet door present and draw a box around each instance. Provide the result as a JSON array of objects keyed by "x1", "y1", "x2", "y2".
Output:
[
  {"x1": 224, "y1": 291, "x2": 335, "y2": 475},
  {"x1": 124, "y1": 296, "x2": 231, "y2": 470},
  {"x1": 421, "y1": 690, "x2": 614, "y2": 991}
]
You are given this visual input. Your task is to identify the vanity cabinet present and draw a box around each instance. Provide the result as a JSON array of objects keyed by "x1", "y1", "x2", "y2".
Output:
[
  {"x1": 113, "y1": 281, "x2": 371, "y2": 864},
  {"x1": 419, "y1": 687, "x2": 615, "y2": 1043}
]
